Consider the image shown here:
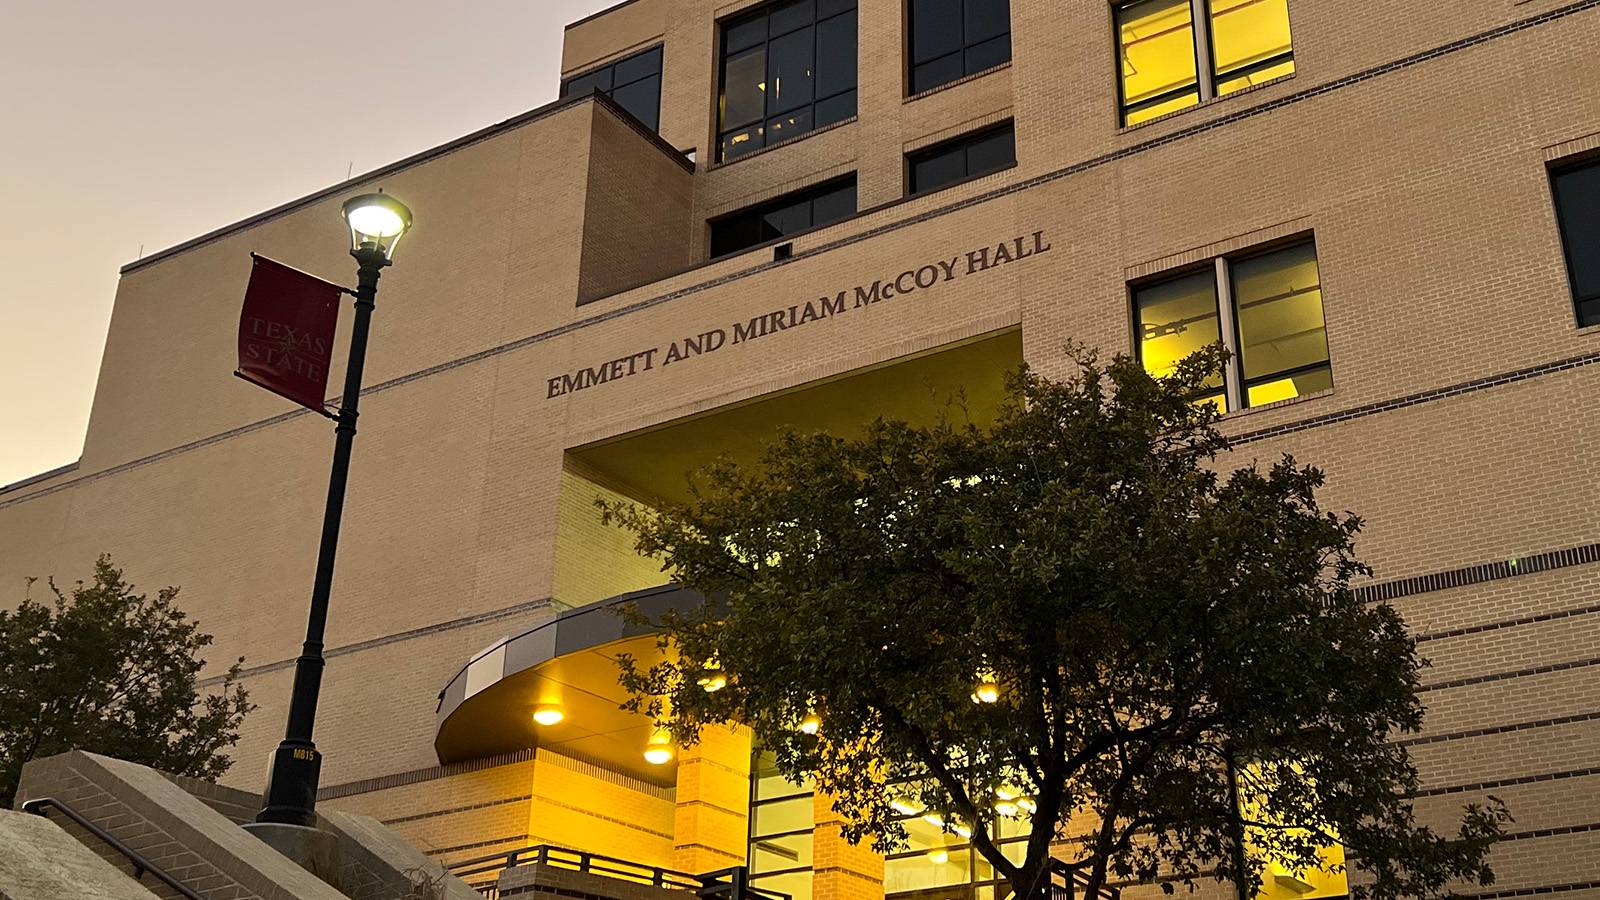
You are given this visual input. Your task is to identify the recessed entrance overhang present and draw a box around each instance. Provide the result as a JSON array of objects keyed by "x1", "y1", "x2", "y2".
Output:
[{"x1": 434, "y1": 584, "x2": 704, "y2": 784}]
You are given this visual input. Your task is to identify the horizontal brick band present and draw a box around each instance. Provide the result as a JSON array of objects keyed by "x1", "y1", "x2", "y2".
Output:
[
  {"x1": 1397, "y1": 711, "x2": 1600, "y2": 747},
  {"x1": 1418, "y1": 602, "x2": 1600, "y2": 643},
  {"x1": 422, "y1": 833, "x2": 530, "y2": 857},
  {"x1": 1451, "y1": 881, "x2": 1600, "y2": 900},
  {"x1": 379, "y1": 793, "x2": 532, "y2": 827},
  {"x1": 1354, "y1": 544, "x2": 1600, "y2": 605},
  {"x1": 1419, "y1": 657, "x2": 1600, "y2": 693},
  {"x1": 320, "y1": 748, "x2": 536, "y2": 800},
  {"x1": 1414, "y1": 767, "x2": 1600, "y2": 799},
  {"x1": 198, "y1": 596, "x2": 551, "y2": 687}
]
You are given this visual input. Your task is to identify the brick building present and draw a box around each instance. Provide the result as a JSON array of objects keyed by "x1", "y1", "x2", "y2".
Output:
[{"x1": 3, "y1": 0, "x2": 1599, "y2": 898}]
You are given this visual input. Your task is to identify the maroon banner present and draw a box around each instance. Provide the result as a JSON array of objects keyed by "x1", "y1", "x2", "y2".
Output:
[{"x1": 236, "y1": 254, "x2": 344, "y2": 414}]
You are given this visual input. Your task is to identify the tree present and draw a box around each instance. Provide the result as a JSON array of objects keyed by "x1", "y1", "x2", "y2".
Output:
[
  {"x1": 603, "y1": 346, "x2": 1509, "y2": 900},
  {"x1": 0, "y1": 556, "x2": 253, "y2": 808}
]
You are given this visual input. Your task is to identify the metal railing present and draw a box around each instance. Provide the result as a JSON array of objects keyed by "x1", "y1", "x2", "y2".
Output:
[
  {"x1": 445, "y1": 843, "x2": 704, "y2": 897},
  {"x1": 21, "y1": 796, "x2": 208, "y2": 900},
  {"x1": 1049, "y1": 860, "x2": 1122, "y2": 900},
  {"x1": 443, "y1": 845, "x2": 794, "y2": 900}
]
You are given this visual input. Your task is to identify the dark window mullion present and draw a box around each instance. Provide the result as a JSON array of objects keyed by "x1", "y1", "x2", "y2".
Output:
[{"x1": 1214, "y1": 48, "x2": 1295, "y2": 83}]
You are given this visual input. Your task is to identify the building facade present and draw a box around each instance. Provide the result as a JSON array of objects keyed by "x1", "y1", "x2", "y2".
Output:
[{"x1": 3, "y1": 0, "x2": 1599, "y2": 898}]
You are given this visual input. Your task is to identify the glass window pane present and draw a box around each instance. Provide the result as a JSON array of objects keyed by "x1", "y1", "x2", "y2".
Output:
[
  {"x1": 1124, "y1": 89, "x2": 1199, "y2": 125},
  {"x1": 711, "y1": 210, "x2": 765, "y2": 258},
  {"x1": 814, "y1": 90, "x2": 856, "y2": 127},
  {"x1": 1231, "y1": 243, "x2": 1328, "y2": 388},
  {"x1": 767, "y1": 27, "x2": 815, "y2": 113},
  {"x1": 819, "y1": 0, "x2": 855, "y2": 15},
  {"x1": 1553, "y1": 161, "x2": 1600, "y2": 325},
  {"x1": 1216, "y1": 56, "x2": 1295, "y2": 95},
  {"x1": 964, "y1": 125, "x2": 1016, "y2": 178},
  {"x1": 766, "y1": 107, "x2": 815, "y2": 145},
  {"x1": 563, "y1": 69, "x2": 611, "y2": 97},
  {"x1": 761, "y1": 198, "x2": 813, "y2": 237},
  {"x1": 912, "y1": 0, "x2": 963, "y2": 64},
  {"x1": 811, "y1": 181, "x2": 857, "y2": 226},
  {"x1": 613, "y1": 46, "x2": 662, "y2": 86},
  {"x1": 965, "y1": 0, "x2": 1010, "y2": 44},
  {"x1": 911, "y1": 145, "x2": 966, "y2": 194},
  {"x1": 751, "y1": 870, "x2": 814, "y2": 900},
  {"x1": 885, "y1": 848, "x2": 973, "y2": 894},
  {"x1": 753, "y1": 752, "x2": 814, "y2": 800},
  {"x1": 965, "y1": 33, "x2": 1011, "y2": 75},
  {"x1": 816, "y1": 10, "x2": 858, "y2": 98},
  {"x1": 726, "y1": 12, "x2": 768, "y2": 53},
  {"x1": 1210, "y1": 0, "x2": 1294, "y2": 80},
  {"x1": 770, "y1": 0, "x2": 816, "y2": 36},
  {"x1": 722, "y1": 47, "x2": 767, "y2": 128},
  {"x1": 722, "y1": 125, "x2": 765, "y2": 160},
  {"x1": 1117, "y1": 0, "x2": 1198, "y2": 110},
  {"x1": 1246, "y1": 365, "x2": 1331, "y2": 406},
  {"x1": 1134, "y1": 269, "x2": 1223, "y2": 393},
  {"x1": 610, "y1": 75, "x2": 661, "y2": 131},
  {"x1": 751, "y1": 832, "x2": 814, "y2": 873},
  {"x1": 752, "y1": 796, "x2": 814, "y2": 836},
  {"x1": 912, "y1": 53, "x2": 965, "y2": 94}
]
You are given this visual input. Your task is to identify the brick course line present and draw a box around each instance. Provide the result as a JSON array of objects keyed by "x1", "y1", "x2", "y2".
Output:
[
  {"x1": 1413, "y1": 767, "x2": 1600, "y2": 798},
  {"x1": 1396, "y1": 711, "x2": 1600, "y2": 747},
  {"x1": 379, "y1": 793, "x2": 533, "y2": 826},
  {"x1": 1418, "y1": 657, "x2": 1600, "y2": 693},
  {"x1": 1417, "y1": 603, "x2": 1600, "y2": 643},
  {"x1": 319, "y1": 749, "x2": 537, "y2": 800},
  {"x1": 422, "y1": 834, "x2": 531, "y2": 857},
  {"x1": 1451, "y1": 881, "x2": 1600, "y2": 900},
  {"x1": 4, "y1": 0, "x2": 1597, "y2": 514},
  {"x1": 195, "y1": 596, "x2": 551, "y2": 687},
  {"x1": 1354, "y1": 543, "x2": 1600, "y2": 605}
]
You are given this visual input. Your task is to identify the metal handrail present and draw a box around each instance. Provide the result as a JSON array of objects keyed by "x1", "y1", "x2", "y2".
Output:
[
  {"x1": 21, "y1": 796, "x2": 208, "y2": 900},
  {"x1": 1049, "y1": 859, "x2": 1122, "y2": 900},
  {"x1": 445, "y1": 842, "x2": 705, "y2": 894}
]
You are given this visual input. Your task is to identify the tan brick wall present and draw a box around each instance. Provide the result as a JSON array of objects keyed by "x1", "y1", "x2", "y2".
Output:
[{"x1": 2, "y1": 0, "x2": 1598, "y2": 893}]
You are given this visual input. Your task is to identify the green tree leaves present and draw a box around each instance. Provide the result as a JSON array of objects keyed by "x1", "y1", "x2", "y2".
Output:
[
  {"x1": 603, "y1": 346, "x2": 1506, "y2": 900},
  {"x1": 0, "y1": 556, "x2": 253, "y2": 807}
]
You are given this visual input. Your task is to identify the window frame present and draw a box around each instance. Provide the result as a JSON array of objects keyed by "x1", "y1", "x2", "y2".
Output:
[
  {"x1": 1550, "y1": 155, "x2": 1600, "y2": 328},
  {"x1": 707, "y1": 173, "x2": 859, "y2": 260},
  {"x1": 748, "y1": 749, "x2": 817, "y2": 900},
  {"x1": 560, "y1": 44, "x2": 665, "y2": 132},
  {"x1": 1130, "y1": 236, "x2": 1331, "y2": 412},
  {"x1": 715, "y1": 0, "x2": 860, "y2": 163},
  {"x1": 1113, "y1": 0, "x2": 1295, "y2": 126},
  {"x1": 905, "y1": 121, "x2": 1018, "y2": 197},
  {"x1": 905, "y1": 0, "x2": 1014, "y2": 97}
]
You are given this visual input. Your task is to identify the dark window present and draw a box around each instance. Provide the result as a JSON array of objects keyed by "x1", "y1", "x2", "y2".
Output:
[
  {"x1": 908, "y1": 0, "x2": 1012, "y2": 94},
  {"x1": 718, "y1": 0, "x2": 858, "y2": 162},
  {"x1": 561, "y1": 45, "x2": 664, "y2": 132},
  {"x1": 907, "y1": 122, "x2": 1016, "y2": 195},
  {"x1": 1552, "y1": 159, "x2": 1600, "y2": 327},
  {"x1": 709, "y1": 176, "x2": 857, "y2": 258}
]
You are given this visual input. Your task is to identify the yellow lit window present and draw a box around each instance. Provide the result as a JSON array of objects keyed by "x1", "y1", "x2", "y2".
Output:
[
  {"x1": 1134, "y1": 269, "x2": 1228, "y2": 411},
  {"x1": 1132, "y1": 239, "x2": 1330, "y2": 412},
  {"x1": 1210, "y1": 0, "x2": 1296, "y2": 95},
  {"x1": 1117, "y1": 0, "x2": 1201, "y2": 125},
  {"x1": 1114, "y1": 0, "x2": 1295, "y2": 125},
  {"x1": 1235, "y1": 762, "x2": 1350, "y2": 900},
  {"x1": 1233, "y1": 242, "x2": 1330, "y2": 407}
]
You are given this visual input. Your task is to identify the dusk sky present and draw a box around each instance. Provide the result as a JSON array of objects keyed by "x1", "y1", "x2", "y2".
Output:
[{"x1": 0, "y1": 0, "x2": 612, "y2": 486}]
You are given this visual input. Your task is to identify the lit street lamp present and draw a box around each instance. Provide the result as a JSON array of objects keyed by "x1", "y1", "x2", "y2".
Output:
[{"x1": 255, "y1": 192, "x2": 413, "y2": 827}]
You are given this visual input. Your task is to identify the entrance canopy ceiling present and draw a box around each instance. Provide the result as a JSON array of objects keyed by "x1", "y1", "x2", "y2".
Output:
[{"x1": 434, "y1": 585, "x2": 702, "y2": 785}]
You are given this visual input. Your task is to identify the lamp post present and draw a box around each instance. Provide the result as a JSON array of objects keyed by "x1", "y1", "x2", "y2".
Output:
[{"x1": 255, "y1": 192, "x2": 413, "y2": 827}]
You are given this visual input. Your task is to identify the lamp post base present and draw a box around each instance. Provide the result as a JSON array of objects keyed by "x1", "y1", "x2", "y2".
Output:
[
  {"x1": 241, "y1": 821, "x2": 340, "y2": 872},
  {"x1": 256, "y1": 743, "x2": 322, "y2": 827}
]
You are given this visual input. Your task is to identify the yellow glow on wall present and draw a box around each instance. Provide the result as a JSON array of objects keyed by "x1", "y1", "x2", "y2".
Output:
[
  {"x1": 1211, "y1": 0, "x2": 1295, "y2": 93},
  {"x1": 1238, "y1": 763, "x2": 1350, "y2": 900}
]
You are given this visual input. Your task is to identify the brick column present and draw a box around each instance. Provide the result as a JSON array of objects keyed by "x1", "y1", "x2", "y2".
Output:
[
  {"x1": 672, "y1": 725, "x2": 754, "y2": 875},
  {"x1": 811, "y1": 792, "x2": 884, "y2": 900}
]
